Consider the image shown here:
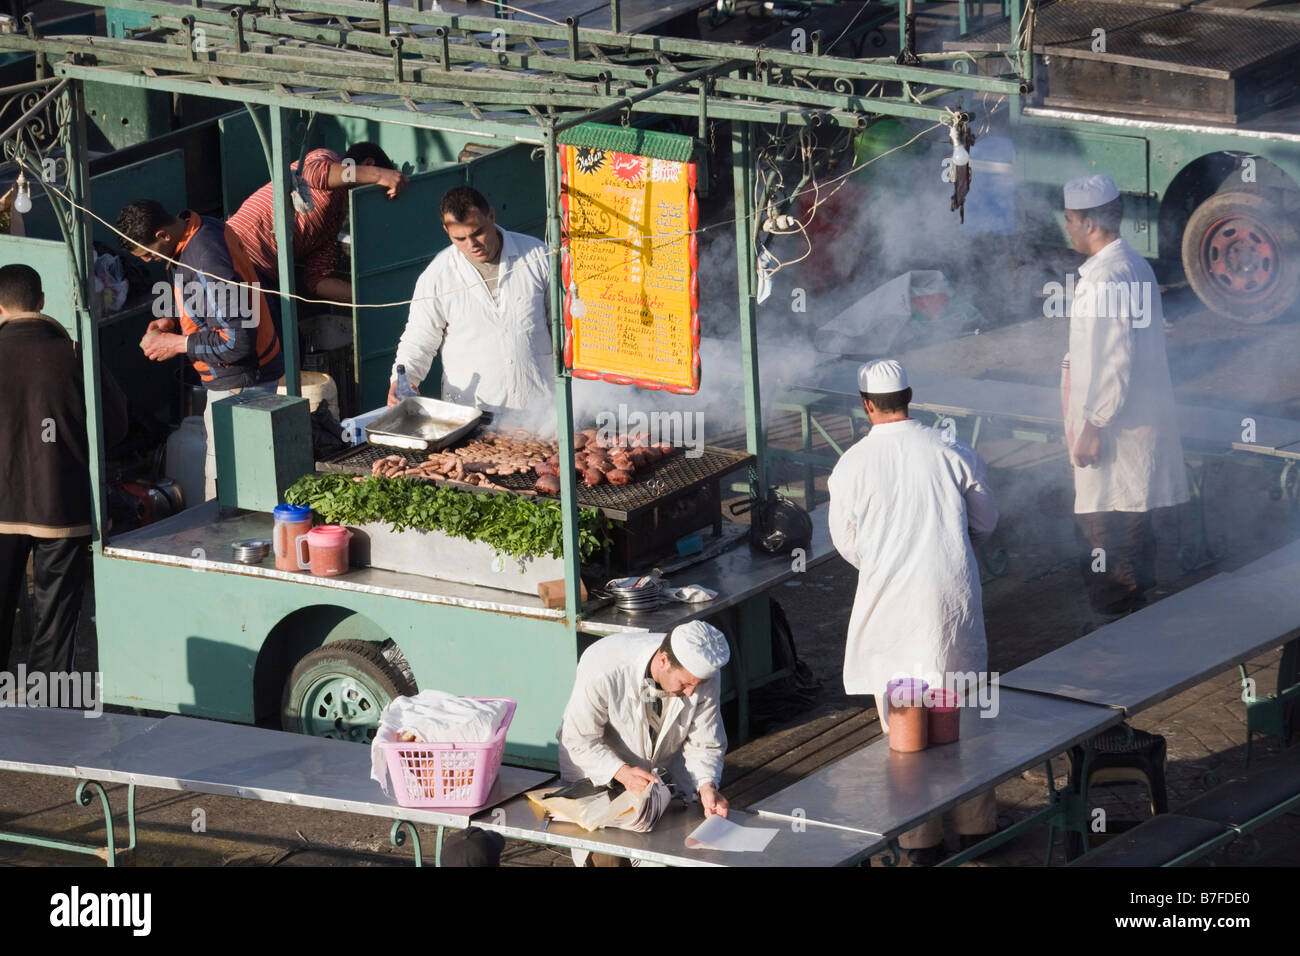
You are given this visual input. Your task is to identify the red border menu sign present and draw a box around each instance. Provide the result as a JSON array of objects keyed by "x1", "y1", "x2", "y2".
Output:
[{"x1": 560, "y1": 144, "x2": 701, "y2": 394}]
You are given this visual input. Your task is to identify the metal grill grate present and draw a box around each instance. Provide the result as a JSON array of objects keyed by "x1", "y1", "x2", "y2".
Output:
[{"x1": 318, "y1": 441, "x2": 754, "y2": 522}]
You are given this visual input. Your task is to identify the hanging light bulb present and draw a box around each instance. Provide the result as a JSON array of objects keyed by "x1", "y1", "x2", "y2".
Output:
[
  {"x1": 12, "y1": 172, "x2": 32, "y2": 215},
  {"x1": 568, "y1": 280, "x2": 587, "y2": 319},
  {"x1": 949, "y1": 125, "x2": 970, "y2": 168}
]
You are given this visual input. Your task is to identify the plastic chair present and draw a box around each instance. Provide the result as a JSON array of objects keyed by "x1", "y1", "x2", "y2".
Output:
[{"x1": 1066, "y1": 725, "x2": 1169, "y2": 860}]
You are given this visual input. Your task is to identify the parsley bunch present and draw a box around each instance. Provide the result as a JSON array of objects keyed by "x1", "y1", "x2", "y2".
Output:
[{"x1": 284, "y1": 475, "x2": 609, "y2": 562}]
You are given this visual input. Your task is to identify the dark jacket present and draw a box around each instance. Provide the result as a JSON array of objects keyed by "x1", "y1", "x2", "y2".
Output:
[
  {"x1": 168, "y1": 211, "x2": 284, "y2": 391},
  {"x1": 0, "y1": 312, "x2": 128, "y2": 538}
]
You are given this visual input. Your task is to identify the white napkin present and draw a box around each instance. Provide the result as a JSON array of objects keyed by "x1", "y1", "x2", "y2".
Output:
[
  {"x1": 664, "y1": 585, "x2": 718, "y2": 604},
  {"x1": 685, "y1": 815, "x2": 778, "y2": 852}
]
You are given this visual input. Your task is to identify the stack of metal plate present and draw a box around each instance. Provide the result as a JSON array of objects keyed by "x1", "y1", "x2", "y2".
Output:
[
  {"x1": 231, "y1": 539, "x2": 272, "y2": 565},
  {"x1": 607, "y1": 576, "x2": 663, "y2": 613}
]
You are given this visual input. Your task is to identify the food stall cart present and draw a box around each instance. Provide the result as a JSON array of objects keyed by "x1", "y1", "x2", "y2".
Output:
[{"x1": 0, "y1": 0, "x2": 1029, "y2": 768}]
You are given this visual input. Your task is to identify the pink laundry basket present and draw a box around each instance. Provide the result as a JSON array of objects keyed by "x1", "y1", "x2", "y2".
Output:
[{"x1": 376, "y1": 698, "x2": 516, "y2": 808}]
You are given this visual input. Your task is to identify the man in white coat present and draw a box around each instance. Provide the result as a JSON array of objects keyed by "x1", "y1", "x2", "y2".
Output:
[
  {"x1": 388, "y1": 186, "x2": 554, "y2": 414},
  {"x1": 558, "y1": 621, "x2": 731, "y2": 866},
  {"x1": 828, "y1": 359, "x2": 1000, "y2": 865},
  {"x1": 1059, "y1": 174, "x2": 1189, "y2": 616}
]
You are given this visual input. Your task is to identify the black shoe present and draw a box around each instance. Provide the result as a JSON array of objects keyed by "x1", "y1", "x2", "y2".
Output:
[{"x1": 906, "y1": 844, "x2": 945, "y2": 867}]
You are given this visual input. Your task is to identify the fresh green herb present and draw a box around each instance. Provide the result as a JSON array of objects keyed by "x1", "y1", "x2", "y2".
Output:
[{"x1": 285, "y1": 475, "x2": 609, "y2": 562}]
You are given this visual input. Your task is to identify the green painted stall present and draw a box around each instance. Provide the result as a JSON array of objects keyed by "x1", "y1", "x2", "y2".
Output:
[
  {"x1": 92, "y1": 554, "x2": 580, "y2": 766},
  {"x1": 20, "y1": 148, "x2": 185, "y2": 247}
]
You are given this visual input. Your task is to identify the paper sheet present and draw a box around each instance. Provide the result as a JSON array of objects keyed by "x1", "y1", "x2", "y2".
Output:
[{"x1": 685, "y1": 815, "x2": 778, "y2": 853}]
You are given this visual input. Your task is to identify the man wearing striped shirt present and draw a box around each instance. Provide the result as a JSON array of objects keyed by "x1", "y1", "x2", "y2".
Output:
[
  {"x1": 118, "y1": 199, "x2": 285, "y2": 499},
  {"x1": 227, "y1": 142, "x2": 407, "y2": 304}
]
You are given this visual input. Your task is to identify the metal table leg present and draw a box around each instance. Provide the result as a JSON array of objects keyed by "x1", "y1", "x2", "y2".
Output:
[
  {"x1": 389, "y1": 819, "x2": 423, "y2": 866},
  {"x1": 1178, "y1": 455, "x2": 1227, "y2": 571},
  {"x1": 0, "y1": 779, "x2": 136, "y2": 866}
]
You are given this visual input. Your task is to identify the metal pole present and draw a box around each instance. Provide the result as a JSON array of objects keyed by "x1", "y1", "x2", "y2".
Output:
[
  {"x1": 1010, "y1": 0, "x2": 1023, "y2": 79},
  {"x1": 270, "y1": 105, "x2": 301, "y2": 397},
  {"x1": 66, "y1": 80, "x2": 110, "y2": 545},
  {"x1": 543, "y1": 122, "x2": 582, "y2": 621},
  {"x1": 610, "y1": 0, "x2": 621, "y2": 33},
  {"x1": 731, "y1": 119, "x2": 767, "y2": 495}
]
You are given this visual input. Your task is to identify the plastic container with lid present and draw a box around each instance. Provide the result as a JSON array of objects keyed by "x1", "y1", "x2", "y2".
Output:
[
  {"x1": 299, "y1": 524, "x2": 352, "y2": 577},
  {"x1": 273, "y1": 504, "x2": 314, "y2": 572},
  {"x1": 925, "y1": 688, "x2": 961, "y2": 745},
  {"x1": 165, "y1": 416, "x2": 208, "y2": 509},
  {"x1": 885, "y1": 678, "x2": 930, "y2": 753}
]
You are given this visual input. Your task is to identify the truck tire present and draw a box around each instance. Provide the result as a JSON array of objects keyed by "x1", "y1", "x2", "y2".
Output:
[
  {"x1": 1180, "y1": 189, "x2": 1300, "y2": 324},
  {"x1": 281, "y1": 639, "x2": 417, "y2": 743}
]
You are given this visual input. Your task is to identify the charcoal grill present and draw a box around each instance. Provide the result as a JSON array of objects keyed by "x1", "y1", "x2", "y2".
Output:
[
  {"x1": 949, "y1": 1, "x2": 1300, "y2": 123},
  {"x1": 318, "y1": 439, "x2": 755, "y2": 572}
]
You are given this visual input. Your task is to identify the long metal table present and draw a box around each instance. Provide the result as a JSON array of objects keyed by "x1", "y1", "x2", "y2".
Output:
[
  {"x1": 64, "y1": 714, "x2": 552, "y2": 865},
  {"x1": 0, "y1": 707, "x2": 161, "y2": 775},
  {"x1": 0, "y1": 710, "x2": 553, "y2": 866},
  {"x1": 773, "y1": 363, "x2": 1300, "y2": 570},
  {"x1": 1000, "y1": 543, "x2": 1300, "y2": 714},
  {"x1": 788, "y1": 365, "x2": 1300, "y2": 455},
  {"x1": 748, "y1": 687, "x2": 1123, "y2": 864},
  {"x1": 478, "y1": 795, "x2": 887, "y2": 867},
  {"x1": 0, "y1": 709, "x2": 163, "y2": 864}
]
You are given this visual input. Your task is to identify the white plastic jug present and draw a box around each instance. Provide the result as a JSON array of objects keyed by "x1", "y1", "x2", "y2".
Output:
[{"x1": 165, "y1": 416, "x2": 208, "y2": 509}]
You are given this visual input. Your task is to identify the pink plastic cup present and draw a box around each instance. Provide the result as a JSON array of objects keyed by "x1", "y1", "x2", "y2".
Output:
[
  {"x1": 885, "y1": 678, "x2": 930, "y2": 753},
  {"x1": 925, "y1": 688, "x2": 961, "y2": 745},
  {"x1": 300, "y1": 525, "x2": 353, "y2": 577}
]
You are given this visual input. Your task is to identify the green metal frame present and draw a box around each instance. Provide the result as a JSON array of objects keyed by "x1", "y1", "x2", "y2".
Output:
[
  {"x1": 389, "y1": 819, "x2": 442, "y2": 867},
  {"x1": 0, "y1": 781, "x2": 137, "y2": 866}
]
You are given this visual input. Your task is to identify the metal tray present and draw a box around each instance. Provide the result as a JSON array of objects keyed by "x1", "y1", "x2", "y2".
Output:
[{"x1": 365, "y1": 397, "x2": 483, "y2": 451}]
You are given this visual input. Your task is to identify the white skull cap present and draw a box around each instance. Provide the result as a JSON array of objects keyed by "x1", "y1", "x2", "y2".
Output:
[
  {"x1": 670, "y1": 621, "x2": 730, "y2": 680},
  {"x1": 1064, "y1": 174, "x2": 1120, "y2": 210},
  {"x1": 858, "y1": 358, "x2": 909, "y2": 394}
]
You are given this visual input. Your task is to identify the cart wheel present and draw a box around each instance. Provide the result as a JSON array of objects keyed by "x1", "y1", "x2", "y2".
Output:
[
  {"x1": 1181, "y1": 189, "x2": 1300, "y2": 324},
  {"x1": 281, "y1": 639, "x2": 416, "y2": 743}
]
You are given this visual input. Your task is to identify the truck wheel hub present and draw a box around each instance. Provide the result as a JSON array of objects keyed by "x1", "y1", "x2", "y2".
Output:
[
  {"x1": 1201, "y1": 215, "x2": 1278, "y2": 299},
  {"x1": 301, "y1": 676, "x2": 378, "y2": 742}
]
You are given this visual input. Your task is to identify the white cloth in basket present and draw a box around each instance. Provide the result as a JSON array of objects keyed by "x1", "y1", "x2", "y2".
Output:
[{"x1": 370, "y1": 691, "x2": 511, "y2": 792}]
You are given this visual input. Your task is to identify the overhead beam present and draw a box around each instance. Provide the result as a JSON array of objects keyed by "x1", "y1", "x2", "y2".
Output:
[{"x1": 59, "y1": 0, "x2": 1029, "y2": 93}]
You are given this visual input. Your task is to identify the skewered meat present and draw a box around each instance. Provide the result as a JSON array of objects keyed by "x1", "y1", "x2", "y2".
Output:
[{"x1": 367, "y1": 426, "x2": 682, "y2": 492}]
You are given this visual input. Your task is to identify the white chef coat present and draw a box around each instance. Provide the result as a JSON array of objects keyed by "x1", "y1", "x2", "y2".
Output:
[
  {"x1": 392, "y1": 228, "x2": 554, "y2": 413},
  {"x1": 1064, "y1": 237, "x2": 1189, "y2": 514},
  {"x1": 557, "y1": 632, "x2": 726, "y2": 799},
  {"x1": 828, "y1": 419, "x2": 999, "y2": 720}
]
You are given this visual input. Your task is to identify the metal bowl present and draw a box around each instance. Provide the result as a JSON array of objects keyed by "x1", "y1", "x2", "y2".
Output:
[
  {"x1": 232, "y1": 539, "x2": 272, "y2": 565},
  {"x1": 607, "y1": 576, "x2": 663, "y2": 612}
]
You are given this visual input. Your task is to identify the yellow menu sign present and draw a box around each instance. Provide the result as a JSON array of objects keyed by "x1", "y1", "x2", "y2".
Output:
[{"x1": 561, "y1": 142, "x2": 700, "y2": 393}]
